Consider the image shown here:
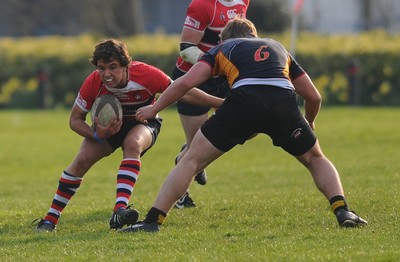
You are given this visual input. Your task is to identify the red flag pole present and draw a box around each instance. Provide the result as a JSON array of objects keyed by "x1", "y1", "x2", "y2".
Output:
[
  {"x1": 294, "y1": 0, "x2": 304, "y2": 14},
  {"x1": 290, "y1": 0, "x2": 304, "y2": 57}
]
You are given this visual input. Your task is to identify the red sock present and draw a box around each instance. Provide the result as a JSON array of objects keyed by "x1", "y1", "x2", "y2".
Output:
[
  {"x1": 44, "y1": 171, "x2": 82, "y2": 225},
  {"x1": 114, "y1": 158, "x2": 141, "y2": 211}
]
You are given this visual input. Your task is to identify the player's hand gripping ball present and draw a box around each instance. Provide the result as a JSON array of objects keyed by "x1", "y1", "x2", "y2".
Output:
[{"x1": 91, "y1": 94, "x2": 122, "y2": 128}]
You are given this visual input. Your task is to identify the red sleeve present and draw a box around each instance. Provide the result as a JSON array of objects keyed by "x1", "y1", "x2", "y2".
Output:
[
  {"x1": 75, "y1": 71, "x2": 102, "y2": 112},
  {"x1": 184, "y1": 0, "x2": 215, "y2": 31},
  {"x1": 146, "y1": 65, "x2": 172, "y2": 93},
  {"x1": 131, "y1": 62, "x2": 171, "y2": 94},
  {"x1": 245, "y1": 0, "x2": 250, "y2": 9}
]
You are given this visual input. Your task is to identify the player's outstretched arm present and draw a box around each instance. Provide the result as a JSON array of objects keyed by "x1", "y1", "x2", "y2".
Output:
[
  {"x1": 180, "y1": 88, "x2": 224, "y2": 108},
  {"x1": 136, "y1": 62, "x2": 212, "y2": 122},
  {"x1": 292, "y1": 74, "x2": 321, "y2": 129}
]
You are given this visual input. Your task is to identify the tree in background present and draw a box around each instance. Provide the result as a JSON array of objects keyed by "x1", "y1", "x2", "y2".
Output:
[
  {"x1": 0, "y1": 0, "x2": 143, "y2": 37},
  {"x1": 247, "y1": 0, "x2": 291, "y2": 33},
  {"x1": 0, "y1": 0, "x2": 290, "y2": 37}
]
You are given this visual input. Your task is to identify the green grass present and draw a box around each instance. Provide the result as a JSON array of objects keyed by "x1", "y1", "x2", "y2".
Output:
[{"x1": 0, "y1": 107, "x2": 399, "y2": 261}]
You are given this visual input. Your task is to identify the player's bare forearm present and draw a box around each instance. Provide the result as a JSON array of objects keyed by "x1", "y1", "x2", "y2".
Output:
[
  {"x1": 70, "y1": 117, "x2": 93, "y2": 137},
  {"x1": 304, "y1": 101, "x2": 320, "y2": 129},
  {"x1": 292, "y1": 74, "x2": 321, "y2": 126},
  {"x1": 69, "y1": 104, "x2": 94, "y2": 138},
  {"x1": 180, "y1": 88, "x2": 224, "y2": 108},
  {"x1": 136, "y1": 79, "x2": 194, "y2": 123},
  {"x1": 156, "y1": 80, "x2": 191, "y2": 112},
  {"x1": 137, "y1": 62, "x2": 213, "y2": 122},
  {"x1": 303, "y1": 88, "x2": 321, "y2": 125}
]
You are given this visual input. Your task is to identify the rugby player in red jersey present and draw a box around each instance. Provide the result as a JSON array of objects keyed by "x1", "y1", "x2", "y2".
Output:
[
  {"x1": 34, "y1": 39, "x2": 222, "y2": 232},
  {"x1": 173, "y1": 0, "x2": 250, "y2": 208}
]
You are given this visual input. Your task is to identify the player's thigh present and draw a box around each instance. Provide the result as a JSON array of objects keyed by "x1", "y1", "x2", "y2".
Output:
[
  {"x1": 179, "y1": 113, "x2": 209, "y2": 144},
  {"x1": 185, "y1": 129, "x2": 224, "y2": 171},
  {"x1": 295, "y1": 140, "x2": 324, "y2": 166},
  {"x1": 67, "y1": 139, "x2": 113, "y2": 176},
  {"x1": 122, "y1": 124, "x2": 153, "y2": 155}
]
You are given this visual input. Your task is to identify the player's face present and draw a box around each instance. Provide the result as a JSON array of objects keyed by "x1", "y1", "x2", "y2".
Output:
[{"x1": 96, "y1": 59, "x2": 127, "y2": 89}]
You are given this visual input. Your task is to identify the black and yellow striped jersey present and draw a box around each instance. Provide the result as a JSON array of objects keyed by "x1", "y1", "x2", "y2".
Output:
[{"x1": 200, "y1": 37, "x2": 306, "y2": 90}]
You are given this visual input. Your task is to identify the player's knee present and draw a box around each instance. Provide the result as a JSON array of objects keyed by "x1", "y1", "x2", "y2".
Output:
[
  {"x1": 71, "y1": 156, "x2": 95, "y2": 175},
  {"x1": 124, "y1": 139, "x2": 149, "y2": 156}
]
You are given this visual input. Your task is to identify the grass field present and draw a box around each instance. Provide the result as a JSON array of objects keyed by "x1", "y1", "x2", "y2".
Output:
[{"x1": 0, "y1": 107, "x2": 399, "y2": 261}]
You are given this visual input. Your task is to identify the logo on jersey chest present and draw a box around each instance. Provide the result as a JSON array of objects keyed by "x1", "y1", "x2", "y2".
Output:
[
  {"x1": 220, "y1": 12, "x2": 226, "y2": 22},
  {"x1": 219, "y1": 9, "x2": 245, "y2": 24},
  {"x1": 111, "y1": 92, "x2": 141, "y2": 101},
  {"x1": 226, "y1": 9, "x2": 239, "y2": 19}
]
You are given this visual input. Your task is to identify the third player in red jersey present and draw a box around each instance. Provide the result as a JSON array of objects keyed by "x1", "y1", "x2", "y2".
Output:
[{"x1": 172, "y1": 0, "x2": 250, "y2": 208}]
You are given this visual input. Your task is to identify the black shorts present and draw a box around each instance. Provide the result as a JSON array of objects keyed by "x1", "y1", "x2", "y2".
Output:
[
  {"x1": 200, "y1": 85, "x2": 316, "y2": 156},
  {"x1": 106, "y1": 117, "x2": 162, "y2": 156},
  {"x1": 172, "y1": 67, "x2": 230, "y2": 116}
]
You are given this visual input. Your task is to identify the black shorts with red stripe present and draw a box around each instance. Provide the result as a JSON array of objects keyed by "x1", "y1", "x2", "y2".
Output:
[
  {"x1": 200, "y1": 85, "x2": 316, "y2": 156},
  {"x1": 107, "y1": 117, "x2": 162, "y2": 156}
]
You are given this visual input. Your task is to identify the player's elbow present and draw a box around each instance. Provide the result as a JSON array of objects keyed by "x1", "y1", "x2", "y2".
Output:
[
  {"x1": 309, "y1": 95, "x2": 322, "y2": 110},
  {"x1": 304, "y1": 88, "x2": 322, "y2": 105},
  {"x1": 69, "y1": 118, "x2": 77, "y2": 132},
  {"x1": 311, "y1": 92, "x2": 322, "y2": 105},
  {"x1": 68, "y1": 115, "x2": 85, "y2": 133}
]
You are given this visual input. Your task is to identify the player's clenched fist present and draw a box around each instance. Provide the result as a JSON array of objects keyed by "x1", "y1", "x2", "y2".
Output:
[{"x1": 135, "y1": 105, "x2": 156, "y2": 123}]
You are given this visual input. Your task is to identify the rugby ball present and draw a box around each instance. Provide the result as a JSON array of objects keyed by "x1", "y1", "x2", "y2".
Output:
[{"x1": 91, "y1": 94, "x2": 122, "y2": 128}]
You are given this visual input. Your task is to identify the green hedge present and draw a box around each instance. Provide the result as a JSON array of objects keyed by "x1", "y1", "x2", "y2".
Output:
[
  {"x1": 292, "y1": 30, "x2": 400, "y2": 106},
  {"x1": 0, "y1": 31, "x2": 399, "y2": 108}
]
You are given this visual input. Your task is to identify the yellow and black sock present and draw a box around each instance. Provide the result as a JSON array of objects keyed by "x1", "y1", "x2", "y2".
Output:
[
  {"x1": 144, "y1": 207, "x2": 167, "y2": 225},
  {"x1": 329, "y1": 195, "x2": 349, "y2": 215}
]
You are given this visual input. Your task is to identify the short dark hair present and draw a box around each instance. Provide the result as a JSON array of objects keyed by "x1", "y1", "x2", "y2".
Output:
[
  {"x1": 90, "y1": 39, "x2": 132, "y2": 67},
  {"x1": 220, "y1": 18, "x2": 258, "y2": 41}
]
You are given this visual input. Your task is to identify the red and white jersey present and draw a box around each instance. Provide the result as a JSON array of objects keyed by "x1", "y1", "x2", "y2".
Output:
[
  {"x1": 176, "y1": 0, "x2": 249, "y2": 72},
  {"x1": 75, "y1": 61, "x2": 171, "y2": 121}
]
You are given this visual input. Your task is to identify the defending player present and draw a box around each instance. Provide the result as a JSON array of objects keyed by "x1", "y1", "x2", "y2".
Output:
[
  {"x1": 173, "y1": 0, "x2": 250, "y2": 208},
  {"x1": 126, "y1": 18, "x2": 368, "y2": 232}
]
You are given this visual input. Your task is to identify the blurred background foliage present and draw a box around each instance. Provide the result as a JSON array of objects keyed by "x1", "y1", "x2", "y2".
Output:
[
  {"x1": 1, "y1": 30, "x2": 399, "y2": 109},
  {"x1": 0, "y1": 0, "x2": 399, "y2": 108},
  {"x1": 0, "y1": 0, "x2": 290, "y2": 37}
]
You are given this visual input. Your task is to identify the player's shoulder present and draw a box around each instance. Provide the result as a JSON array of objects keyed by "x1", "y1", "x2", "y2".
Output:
[
  {"x1": 77, "y1": 71, "x2": 103, "y2": 111},
  {"x1": 129, "y1": 61, "x2": 170, "y2": 82},
  {"x1": 85, "y1": 70, "x2": 101, "y2": 81},
  {"x1": 217, "y1": 0, "x2": 249, "y2": 7},
  {"x1": 130, "y1": 61, "x2": 164, "y2": 74},
  {"x1": 189, "y1": 0, "x2": 216, "y2": 9},
  {"x1": 221, "y1": 38, "x2": 248, "y2": 46},
  {"x1": 81, "y1": 70, "x2": 102, "y2": 91},
  {"x1": 130, "y1": 60, "x2": 147, "y2": 69},
  {"x1": 129, "y1": 61, "x2": 158, "y2": 74},
  {"x1": 263, "y1": 37, "x2": 287, "y2": 49}
]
